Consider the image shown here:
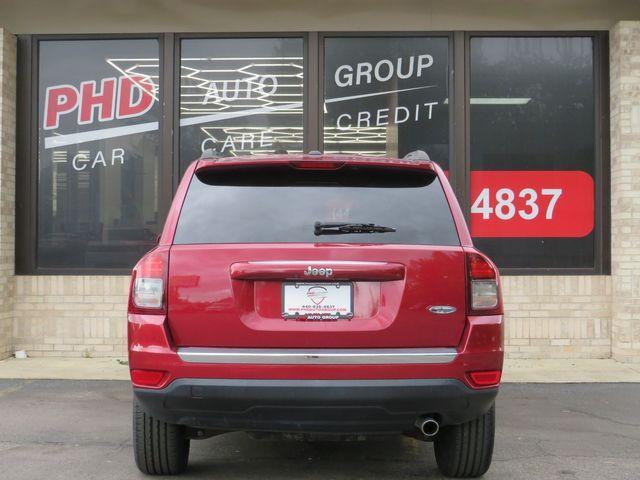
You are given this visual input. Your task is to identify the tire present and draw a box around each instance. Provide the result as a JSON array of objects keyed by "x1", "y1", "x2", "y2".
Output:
[
  {"x1": 133, "y1": 398, "x2": 190, "y2": 475},
  {"x1": 433, "y1": 404, "x2": 495, "y2": 478}
]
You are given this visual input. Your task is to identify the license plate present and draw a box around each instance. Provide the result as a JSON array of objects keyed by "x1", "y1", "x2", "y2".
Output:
[{"x1": 282, "y1": 282, "x2": 353, "y2": 320}]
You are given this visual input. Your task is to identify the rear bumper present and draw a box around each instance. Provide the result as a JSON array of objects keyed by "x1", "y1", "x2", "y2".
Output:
[
  {"x1": 134, "y1": 378, "x2": 497, "y2": 434},
  {"x1": 128, "y1": 313, "x2": 503, "y2": 385},
  {"x1": 128, "y1": 313, "x2": 503, "y2": 434}
]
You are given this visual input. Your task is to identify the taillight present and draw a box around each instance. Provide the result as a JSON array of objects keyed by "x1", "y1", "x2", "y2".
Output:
[
  {"x1": 467, "y1": 251, "x2": 500, "y2": 312},
  {"x1": 130, "y1": 247, "x2": 169, "y2": 313}
]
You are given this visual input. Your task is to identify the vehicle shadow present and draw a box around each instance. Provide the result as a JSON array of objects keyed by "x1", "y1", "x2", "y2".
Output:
[{"x1": 181, "y1": 433, "x2": 445, "y2": 479}]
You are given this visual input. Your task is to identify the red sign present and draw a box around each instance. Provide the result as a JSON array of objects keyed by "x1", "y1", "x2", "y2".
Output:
[
  {"x1": 470, "y1": 171, "x2": 594, "y2": 238},
  {"x1": 44, "y1": 75, "x2": 155, "y2": 130}
]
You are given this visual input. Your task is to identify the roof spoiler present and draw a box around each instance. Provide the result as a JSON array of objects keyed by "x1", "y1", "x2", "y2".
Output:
[{"x1": 194, "y1": 152, "x2": 437, "y2": 174}]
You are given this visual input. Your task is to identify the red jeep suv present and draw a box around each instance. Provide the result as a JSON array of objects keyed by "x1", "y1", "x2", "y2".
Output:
[{"x1": 128, "y1": 152, "x2": 503, "y2": 478}]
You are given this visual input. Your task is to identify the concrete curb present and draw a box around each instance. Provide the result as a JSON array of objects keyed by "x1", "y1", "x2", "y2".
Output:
[
  {"x1": 0, "y1": 357, "x2": 130, "y2": 381},
  {"x1": 502, "y1": 358, "x2": 640, "y2": 383}
]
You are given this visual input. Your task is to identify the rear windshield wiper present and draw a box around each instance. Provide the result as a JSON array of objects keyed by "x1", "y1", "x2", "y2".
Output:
[{"x1": 314, "y1": 221, "x2": 396, "y2": 236}]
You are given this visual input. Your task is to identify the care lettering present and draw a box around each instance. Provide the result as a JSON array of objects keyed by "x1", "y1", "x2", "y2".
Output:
[
  {"x1": 44, "y1": 75, "x2": 155, "y2": 130},
  {"x1": 201, "y1": 131, "x2": 274, "y2": 154}
]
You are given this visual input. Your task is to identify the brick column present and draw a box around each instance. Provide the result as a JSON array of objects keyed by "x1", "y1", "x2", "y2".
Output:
[
  {"x1": 0, "y1": 28, "x2": 16, "y2": 360},
  {"x1": 610, "y1": 21, "x2": 640, "y2": 363}
]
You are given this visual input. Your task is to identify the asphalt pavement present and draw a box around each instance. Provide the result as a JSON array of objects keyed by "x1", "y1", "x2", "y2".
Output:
[{"x1": 0, "y1": 379, "x2": 638, "y2": 480}]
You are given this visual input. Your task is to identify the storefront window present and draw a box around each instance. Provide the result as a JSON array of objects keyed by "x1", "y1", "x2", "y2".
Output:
[
  {"x1": 179, "y1": 37, "x2": 304, "y2": 171},
  {"x1": 469, "y1": 37, "x2": 596, "y2": 269},
  {"x1": 323, "y1": 36, "x2": 450, "y2": 167},
  {"x1": 37, "y1": 39, "x2": 161, "y2": 269},
  {"x1": 19, "y1": 33, "x2": 607, "y2": 274}
]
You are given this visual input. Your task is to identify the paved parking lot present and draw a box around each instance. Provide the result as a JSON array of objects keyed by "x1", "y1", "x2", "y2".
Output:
[{"x1": 0, "y1": 379, "x2": 638, "y2": 480}]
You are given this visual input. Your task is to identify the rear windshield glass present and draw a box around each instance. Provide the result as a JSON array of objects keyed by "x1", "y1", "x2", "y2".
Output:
[{"x1": 173, "y1": 165, "x2": 460, "y2": 246}]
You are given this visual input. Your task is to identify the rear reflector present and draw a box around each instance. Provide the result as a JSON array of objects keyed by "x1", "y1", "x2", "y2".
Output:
[
  {"x1": 468, "y1": 370, "x2": 502, "y2": 388},
  {"x1": 130, "y1": 369, "x2": 167, "y2": 388}
]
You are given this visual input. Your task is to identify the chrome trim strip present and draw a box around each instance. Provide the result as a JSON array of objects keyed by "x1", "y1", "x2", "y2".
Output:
[{"x1": 177, "y1": 347, "x2": 457, "y2": 365}]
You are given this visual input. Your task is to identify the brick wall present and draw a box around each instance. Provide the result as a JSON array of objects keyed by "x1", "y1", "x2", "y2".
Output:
[
  {"x1": 0, "y1": 29, "x2": 16, "y2": 360},
  {"x1": 2, "y1": 20, "x2": 640, "y2": 362},
  {"x1": 11, "y1": 274, "x2": 613, "y2": 359},
  {"x1": 13, "y1": 276, "x2": 130, "y2": 357},
  {"x1": 502, "y1": 276, "x2": 611, "y2": 359},
  {"x1": 610, "y1": 21, "x2": 640, "y2": 363}
]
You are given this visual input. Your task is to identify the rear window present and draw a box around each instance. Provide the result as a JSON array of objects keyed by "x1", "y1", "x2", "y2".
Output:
[{"x1": 173, "y1": 165, "x2": 460, "y2": 246}]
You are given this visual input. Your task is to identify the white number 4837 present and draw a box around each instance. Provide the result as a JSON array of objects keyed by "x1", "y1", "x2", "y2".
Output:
[{"x1": 471, "y1": 188, "x2": 563, "y2": 221}]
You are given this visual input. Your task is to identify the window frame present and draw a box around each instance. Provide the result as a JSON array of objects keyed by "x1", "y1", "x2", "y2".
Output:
[
  {"x1": 316, "y1": 31, "x2": 455, "y2": 182},
  {"x1": 15, "y1": 31, "x2": 610, "y2": 275},
  {"x1": 174, "y1": 32, "x2": 309, "y2": 183},
  {"x1": 463, "y1": 31, "x2": 610, "y2": 275},
  {"x1": 16, "y1": 33, "x2": 170, "y2": 275}
]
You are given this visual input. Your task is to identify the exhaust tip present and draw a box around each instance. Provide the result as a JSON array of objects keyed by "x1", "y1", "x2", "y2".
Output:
[{"x1": 415, "y1": 417, "x2": 440, "y2": 437}]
